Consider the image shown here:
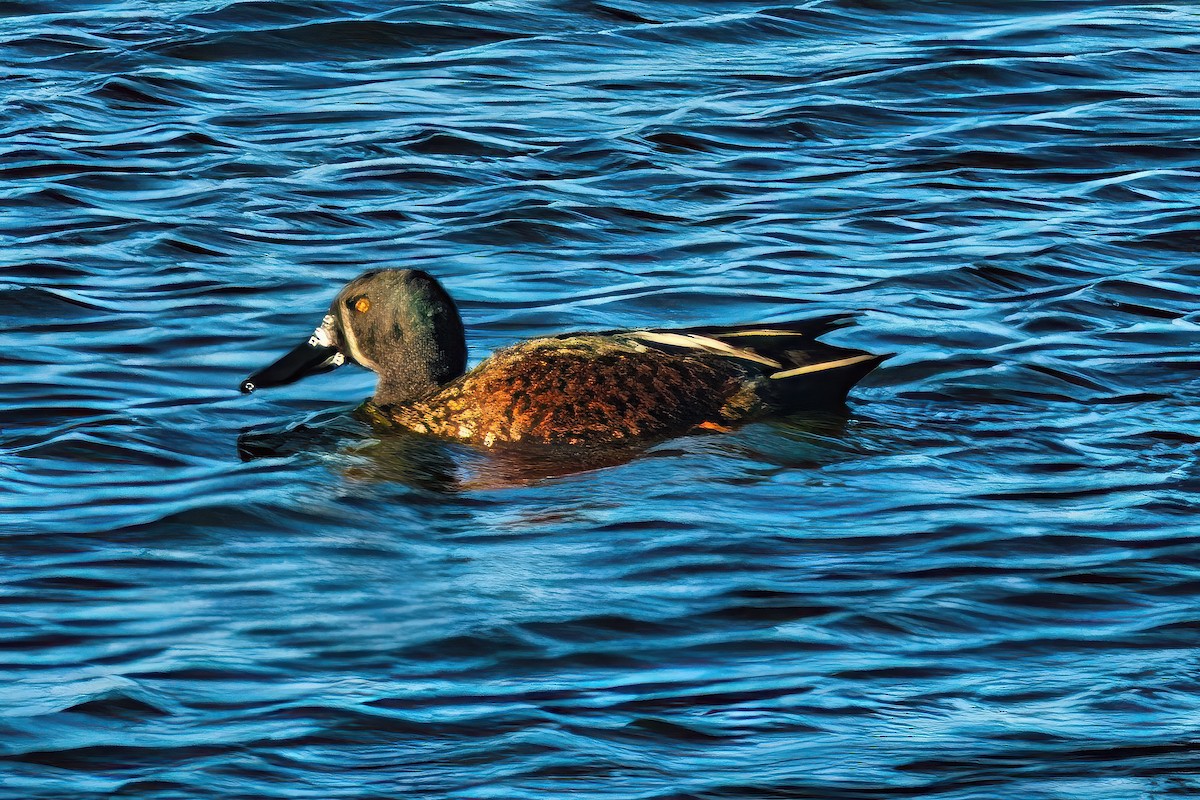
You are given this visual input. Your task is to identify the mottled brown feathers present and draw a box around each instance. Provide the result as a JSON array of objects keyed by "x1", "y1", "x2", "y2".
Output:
[{"x1": 377, "y1": 335, "x2": 758, "y2": 446}]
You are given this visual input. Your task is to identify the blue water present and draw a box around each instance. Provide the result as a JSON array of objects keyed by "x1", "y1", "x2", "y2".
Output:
[{"x1": 3, "y1": 1, "x2": 1200, "y2": 797}]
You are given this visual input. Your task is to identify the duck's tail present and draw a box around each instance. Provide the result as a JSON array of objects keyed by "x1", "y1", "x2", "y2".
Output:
[
  {"x1": 764, "y1": 348, "x2": 886, "y2": 408},
  {"x1": 668, "y1": 316, "x2": 886, "y2": 408}
]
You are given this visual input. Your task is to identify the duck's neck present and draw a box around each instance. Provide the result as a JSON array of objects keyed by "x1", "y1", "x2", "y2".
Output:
[
  {"x1": 373, "y1": 368, "x2": 440, "y2": 407},
  {"x1": 371, "y1": 345, "x2": 467, "y2": 407}
]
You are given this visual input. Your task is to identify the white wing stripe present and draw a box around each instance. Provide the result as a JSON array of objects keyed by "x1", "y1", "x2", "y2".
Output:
[
  {"x1": 769, "y1": 354, "x2": 876, "y2": 379},
  {"x1": 717, "y1": 329, "x2": 809, "y2": 338},
  {"x1": 630, "y1": 331, "x2": 783, "y2": 368}
]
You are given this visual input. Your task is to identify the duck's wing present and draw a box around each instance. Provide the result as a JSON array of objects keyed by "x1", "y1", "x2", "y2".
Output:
[
  {"x1": 612, "y1": 317, "x2": 885, "y2": 407},
  {"x1": 614, "y1": 317, "x2": 879, "y2": 375}
]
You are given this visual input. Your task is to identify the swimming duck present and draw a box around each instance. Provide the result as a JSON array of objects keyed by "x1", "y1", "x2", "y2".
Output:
[{"x1": 240, "y1": 269, "x2": 883, "y2": 447}]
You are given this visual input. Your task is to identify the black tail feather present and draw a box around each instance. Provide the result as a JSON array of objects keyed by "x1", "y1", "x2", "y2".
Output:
[{"x1": 765, "y1": 353, "x2": 887, "y2": 408}]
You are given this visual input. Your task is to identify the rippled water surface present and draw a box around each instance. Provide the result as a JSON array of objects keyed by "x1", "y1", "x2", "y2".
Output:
[{"x1": 4, "y1": 1, "x2": 1200, "y2": 797}]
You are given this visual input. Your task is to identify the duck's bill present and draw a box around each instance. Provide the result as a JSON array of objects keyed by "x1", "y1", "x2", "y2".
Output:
[{"x1": 240, "y1": 316, "x2": 345, "y2": 394}]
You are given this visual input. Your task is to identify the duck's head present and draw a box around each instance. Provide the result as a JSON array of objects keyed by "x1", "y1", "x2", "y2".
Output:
[{"x1": 241, "y1": 269, "x2": 467, "y2": 405}]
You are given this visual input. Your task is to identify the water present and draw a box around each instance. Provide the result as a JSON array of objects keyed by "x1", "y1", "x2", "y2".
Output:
[{"x1": 3, "y1": 1, "x2": 1200, "y2": 797}]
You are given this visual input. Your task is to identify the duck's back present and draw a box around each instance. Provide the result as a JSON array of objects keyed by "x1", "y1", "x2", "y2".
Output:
[{"x1": 374, "y1": 321, "x2": 881, "y2": 447}]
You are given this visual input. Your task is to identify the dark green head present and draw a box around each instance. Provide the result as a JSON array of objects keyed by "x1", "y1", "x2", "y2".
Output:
[{"x1": 241, "y1": 269, "x2": 467, "y2": 405}]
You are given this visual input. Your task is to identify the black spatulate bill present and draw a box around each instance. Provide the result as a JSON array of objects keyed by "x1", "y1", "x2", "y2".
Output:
[{"x1": 240, "y1": 340, "x2": 341, "y2": 394}]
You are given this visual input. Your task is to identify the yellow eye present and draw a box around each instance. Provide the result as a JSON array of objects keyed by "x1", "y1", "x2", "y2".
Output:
[{"x1": 355, "y1": 297, "x2": 371, "y2": 313}]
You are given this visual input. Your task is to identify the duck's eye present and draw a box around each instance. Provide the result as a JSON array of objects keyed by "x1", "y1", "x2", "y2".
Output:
[{"x1": 354, "y1": 297, "x2": 371, "y2": 314}]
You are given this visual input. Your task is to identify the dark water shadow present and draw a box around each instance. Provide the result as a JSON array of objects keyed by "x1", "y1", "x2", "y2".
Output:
[{"x1": 237, "y1": 405, "x2": 861, "y2": 491}]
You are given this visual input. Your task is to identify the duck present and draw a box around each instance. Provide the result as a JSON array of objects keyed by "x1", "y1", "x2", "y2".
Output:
[{"x1": 240, "y1": 269, "x2": 883, "y2": 447}]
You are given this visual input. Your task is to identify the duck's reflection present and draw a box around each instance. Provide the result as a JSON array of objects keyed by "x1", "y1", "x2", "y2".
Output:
[
  {"x1": 238, "y1": 407, "x2": 458, "y2": 491},
  {"x1": 238, "y1": 405, "x2": 855, "y2": 491}
]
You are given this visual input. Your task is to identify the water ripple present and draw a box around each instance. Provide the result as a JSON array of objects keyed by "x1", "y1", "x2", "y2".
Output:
[{"x1": 3, "y1": 1, "x2": 1200, "y2": 798}]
